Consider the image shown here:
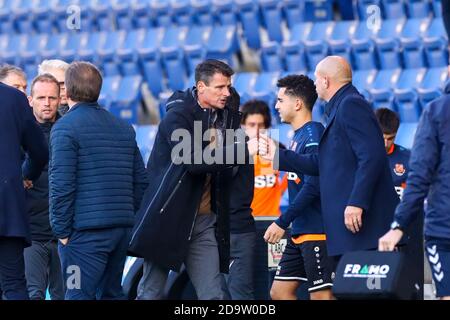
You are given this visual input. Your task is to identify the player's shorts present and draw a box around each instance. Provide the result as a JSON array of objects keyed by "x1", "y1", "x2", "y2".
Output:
[
  {"x1": 274, "y1": 238, "x2": 335, "y2": 293},
  {"x1": 425, "y1": 236, "x2": 450, "y2": 297}
]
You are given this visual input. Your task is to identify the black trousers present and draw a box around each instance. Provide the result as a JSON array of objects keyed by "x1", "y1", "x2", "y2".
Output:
[{"x1": 0, "y1": 237, "x2": 29, "y2": 300}]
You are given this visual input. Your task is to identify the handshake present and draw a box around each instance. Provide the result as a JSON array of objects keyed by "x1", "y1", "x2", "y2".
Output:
[{"x1": 246, "y1": 128, "x2": 277, "y2": 161}]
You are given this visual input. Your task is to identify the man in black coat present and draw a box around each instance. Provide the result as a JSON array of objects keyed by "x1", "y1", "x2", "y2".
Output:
[
  {"x1": 129, "y1": 60, "x2": 247, "y2": 300},
  {"x1": 0, "y1": 82, "x2": 48, "y2": 300}
]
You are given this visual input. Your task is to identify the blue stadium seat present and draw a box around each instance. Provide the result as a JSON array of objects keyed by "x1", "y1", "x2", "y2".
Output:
[
  {"x1": 109, "y1": 75, "x2": 143, "y2": 124},
  {"x1": 236, "y1": 0, "x2": 261, "y2": 49},
  {"x1": 375, "y1": 18, "x2": 405, "y2": 42},
  {"x1": 117, "y1": 29, "x2": 146, "y2": 76},
  {"x1": 99, "y1": 31, "x2": 127, "y2": 76},
  {"x1": 312, "y1": 100, "x2": 325, "y2": 124},
  {"x1": 158, "y1": 90, "x2": 173, "y2": 118},
  {"x1": 283, "y1": 0, "x2": 304, "y2": 28},
  {"x1": 98, "y1": 75, "x2": 121, "y2": 110},
  {"x1": 78, "y1": 32, "x2": 107, "y2": 64},
  {"x1": 0, "y1": 34, "x2": 26, "y2": 66},
  {"x1": 233, "y1": 72, "x2": 257, "y2": 103},
  {"x1": 92, "y1": 0, "x2": 114, "y2": 31},
  {"x1": 171, "y1": 0, "x2": 193, "y2": 26},
  {"x1": 352, "y1": 40, "x2": 378, "y2": 70},
  {"x1": 20, "y1": 34, "x2": 48, "y2": 70},
  {"x1": 381, "y1": 0, "x2": 406, "y2": 19},
  {"x1": 205, "y1": 25, "x2": 239, "y2": 67},
  {"x1": 402, "y1": 39, "x2": 427, "y2": 68},
  {"x1": 423, "y1": 18, "x2": 449, "y2": 67},
  {"x1": 40, "y1": 33, "x2": 65, "y2": 60},
  {"x1": 138, "y1": 28, "x2": 165, "y2": 96},
  {"x1": 395, "y1": 122, "x2": 418, "y2": 149},
  {"x1": 417, "y1": 88, "x2": 441, "y2": 107},
  {"x1": 303, "y1": 0, "x2": 333, "y2": 22},
  {"x1": 251, "y1": 72, "x2": 280, "y2": 107},
  {"x1": 393, "y1": 89, "x2": 422, "y2": 122},
  {"x1": 261, "y1": 42, "x2": 284, "y2": 72},
  {"x1": 376, "y1": 39, "x2": 402, "y2": 69},
  {"x1": 13, "y1": 0, "x2": 37, "y2": 34},
  {"x1": 131, "y1": 0, "x2": 152, "y2": 29},
  {"x1": 432, "y1": 0, "x2": 442, "y2": 18},
  {"x1": 418, "y1": 67, "x2": 448, "y2": 92},
  {"x1": 305, "y1": 42, "x2": 329, "y2": 72},
  {"x1": 356, "y1": 0, "x2": 382, "y2": 20},
  {"x1": 328, "y1": 20, "x2": 358, "y2": 58},
  {"x1": 213, "y1": 0, "x2": 237, "y2": 25},
  {"x1": 406, "y1": 0, "x2": 432, "y2": 18},
  {"x1": 352, "y1": 69, "x2": 378, "y2": 92},
  {"x1": 395, "y1": 68, "x2": 427, "y2": 91},
  {"x1": 369, "y1": 68, "x2": 402, "y2": 109},
  {"x1": 150, "y1": 0, "x2": 173, "y2": 27},
  {"x1": 289, "y1": 22, "x2": 313, "y2": 43},
  {"x1": 55, "y1": 0, "x2": 94, "y2": 32},
  {"x1": 135, "y1": 125, "x2": 159, "y2": 165},
  {"x1": 33, "y1": 0, "x2": 57, "y2": 34},
  {"x1": 191, "y1": 0, "x2": 214, "y2": 26},
  {"x1": 161, "y1": 47, "x2": 188, "y2": 91},
  {"x1": 304, "y1": 21, "x2": 334, "y2": 47},
  {"x1": 282, "y1": 41, "x2": 308, "y2": 72},
  {"x1": 0, "y1": 0, "x2": 18, "y2": 33},
  {"x1": 424, "y1": 17, "x2": 448, "y2": 40},
  {"x1": 400, "y1": 17, "x2": 431, "y2": 43},
  {"x1": 260, "y1": 0, "x2": 284, "y2": 43},
  {"x1": 185, "y1": 73, "x2": 196, "y2": 89},
  {"x1": 184, "y1": 46, "x2": 207, "y2": 75},
  {"x1": 112, "y1": 0, "x2": 132, "y2": 30},
  {"x1": 352, "y1": 19, "x2": 380, "y2": 43},
  {"x1": 161, "y1": 25, "x2": 188, "y2": 49}
]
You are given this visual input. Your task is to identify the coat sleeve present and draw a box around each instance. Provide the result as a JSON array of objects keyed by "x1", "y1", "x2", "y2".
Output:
[
  {"x1": 133, "y1": 144, "x2": 149, "y2": 212},
  {"x1": 275, "y1": 144, "x2": 321, "y2": 229},
  {"x1": 340, "y1": 97, "x2": 386, "y2": 211},
  {"x1": 49, "y1": 122, "x2": 78, "y2": 239},
  {"x1": 20, "y1": 95, "x2": 48, "y2": 180},
  {"x1": 161, "y1": 109, "x2": 249, "y2": 175},
  {"x1": 276, "y1": 148, "x2": 320, "y2": 176},
  {"x1": 394, "y1": 107, "x2": 439, "y2": 229}
]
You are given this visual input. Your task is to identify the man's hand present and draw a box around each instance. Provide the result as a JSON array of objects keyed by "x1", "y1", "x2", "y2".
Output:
[
  {"x1": 264, "y1": 222, "x2": 286, "y2": 244},
  {"x1": 378, "y1": 229, "x2": 403, "y2": 251},
  {"x1": 59, "y1": 238, "x2": 69, "y2": 246},
  {"x1": 247, "y1": 137, "x2": 259, "y2": 156},
  {"x1": 23, "y1": 180, "x2": 33, "y2": 189},
  {"x1": 258, "y1": 134, "x2": 276, "y2": 161},
  {"x1": 344, "y1": 206, "x2": 363, "y2": 233}
]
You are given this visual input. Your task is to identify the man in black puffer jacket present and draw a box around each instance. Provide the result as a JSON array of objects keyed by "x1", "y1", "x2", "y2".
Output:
[{"x1": 23, "y1": 74, "x2": 65, "y2": 300}]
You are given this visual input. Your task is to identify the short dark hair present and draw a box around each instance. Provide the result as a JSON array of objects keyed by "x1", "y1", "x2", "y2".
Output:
[
  {"x1": 0, "y1": 64, "x2": 26, "y2": 82},
  {"x1": 30, "y1": 74, "x2": 60, "y2": 97},
  {"x1": 240, "y1": 99, "x2": 272, "y2": 128},
  {"x1": 375, "y1": 108, "x2": 400, "y2": 134},
  {"x1": 276, "y1": 74, "x2": 318, "y2": 112},
  {"x1": 65, "y1": 61, "x2": 102, "y2": 103},
  {"x1": 195, "y1": 59, "x2": 234, "y2": 85}
]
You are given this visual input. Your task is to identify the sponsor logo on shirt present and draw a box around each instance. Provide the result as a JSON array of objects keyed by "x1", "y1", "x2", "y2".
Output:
[{"x1": 393, "y1": 163, "x2": 406, "y2": 176}]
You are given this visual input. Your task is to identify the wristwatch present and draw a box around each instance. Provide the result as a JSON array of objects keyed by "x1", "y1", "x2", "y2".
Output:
[{"x1": 390, "y1": 221, "x2": 403, "y2": 231}]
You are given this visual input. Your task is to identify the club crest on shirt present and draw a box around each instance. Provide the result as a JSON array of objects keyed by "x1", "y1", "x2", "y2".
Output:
[{"x1": 393, "y1": 163, "x2": 406, "y2": 176}]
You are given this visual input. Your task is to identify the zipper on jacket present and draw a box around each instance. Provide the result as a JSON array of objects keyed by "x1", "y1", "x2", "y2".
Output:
[
  {"x1": 159, "y1": 173, "x2": 185, "y2": 214},
  {"x1": 188, "y1": 208, "x2": 199, "y2": 241},
  {"x1": 129, "y1": 162, "x2": 175, "y2": 244}
]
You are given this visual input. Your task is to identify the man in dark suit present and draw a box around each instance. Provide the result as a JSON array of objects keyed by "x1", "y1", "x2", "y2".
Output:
[
  {"x1": 0, "y1": 83, "x2": 48, "y2": 300},
  {"x1": 253, "y1": 56, "x2": 399, "y2": 262}
]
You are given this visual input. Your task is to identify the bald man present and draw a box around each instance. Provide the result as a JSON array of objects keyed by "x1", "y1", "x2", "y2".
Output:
[{"x1": 254, "y1": 56, "x2": 398, "y2": 264}]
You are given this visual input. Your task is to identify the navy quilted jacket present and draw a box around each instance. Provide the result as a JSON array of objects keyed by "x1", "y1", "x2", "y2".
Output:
[{"x1": 49, "y1": 102, "x2": 149, "y2": 239}]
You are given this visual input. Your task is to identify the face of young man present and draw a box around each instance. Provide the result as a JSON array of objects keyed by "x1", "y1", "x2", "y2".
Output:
[
  {"x1": 2, "y1": 73, "x2": 27, "y2": 94},
  {"x1": 197, "y1": 73, "x2": 232, "y2": 109},
  {"x1": 383, "y1": 132, "x2": 396, "y2": 153},
  {"x1": 28, "y1": 81, "x2": 60, "y2": 123},
  {"x1": 275, "y1": 87, "x2": 298, "y2": 124}
]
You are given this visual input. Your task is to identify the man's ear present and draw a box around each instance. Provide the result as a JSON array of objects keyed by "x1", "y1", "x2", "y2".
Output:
[
  {"x1": 27, "y1": 95, "x2": 33, "y2": 107},
  {"x1": 295, "y1": 98, "x2": 303, "y2": 111},
  {"x1": 197, "y1": 81, "x2": 206, "y2": 94}
]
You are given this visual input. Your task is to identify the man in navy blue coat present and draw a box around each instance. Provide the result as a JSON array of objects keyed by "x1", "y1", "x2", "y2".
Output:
[
  {"x1": 255, "y1": 56, "x2": 399, "y2": 260},
  {"x1": 0, "y1": 83, "x2": 48, "y2": 299}
]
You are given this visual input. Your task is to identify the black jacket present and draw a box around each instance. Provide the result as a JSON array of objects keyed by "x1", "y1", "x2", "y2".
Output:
[
  {"x1": 128, "y1": 87, "x2": 246, "y2": 273},
  {"x1": 25, "y1": 118, "x2": 59, "y2": 242}
]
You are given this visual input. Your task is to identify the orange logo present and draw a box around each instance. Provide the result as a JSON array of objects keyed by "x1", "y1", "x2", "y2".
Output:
[{"x1": 394, "y1": 164, "x2": 406, "y2": 176}]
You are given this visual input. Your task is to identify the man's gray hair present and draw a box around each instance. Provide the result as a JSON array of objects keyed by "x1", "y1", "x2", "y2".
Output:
[
  {"x1": 38, "y1": 59, "x2": 70, "y2": 75},
  {"x1": 0, "y1": 64, "x2": 26, "y2": 82}
]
